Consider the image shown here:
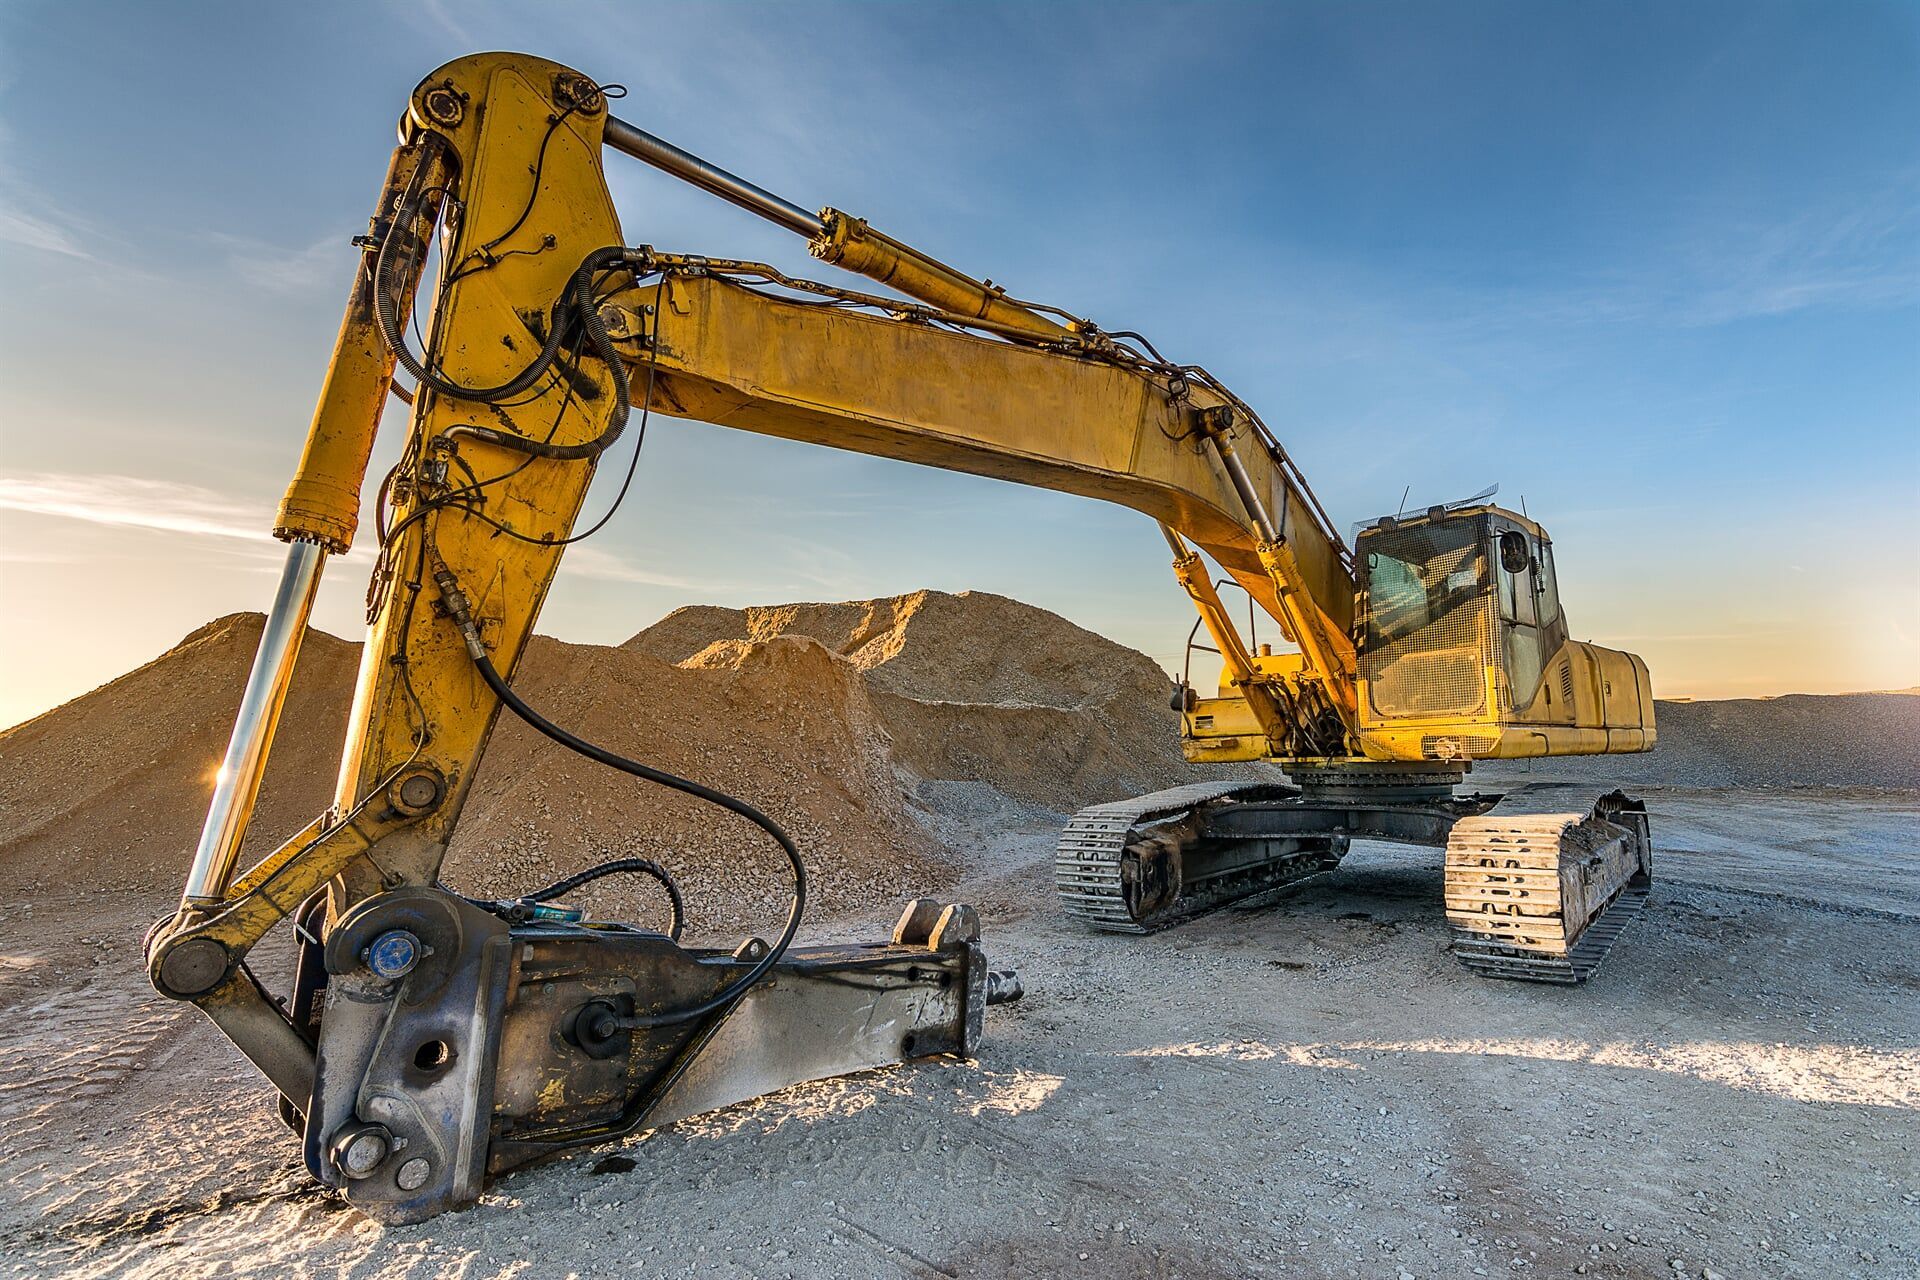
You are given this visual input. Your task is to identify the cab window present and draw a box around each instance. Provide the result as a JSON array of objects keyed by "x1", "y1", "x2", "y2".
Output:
[
  {"x1": 1497, "y1": 527, "x2": 1546, "y2": 705},
  {"x1": 1498, "y1": 530, "x2": 1537, "y2": 626},
  {"x1": 1536, "y1": 541, "x2": 1562, "y2": 628},
  {"x1": 1361, "y1": 519, "x2": 1486, "y2": 651}
]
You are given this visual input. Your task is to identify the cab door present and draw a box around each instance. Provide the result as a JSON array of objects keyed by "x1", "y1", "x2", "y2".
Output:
[
  {"x1": 1494, "y1": 523, "x2": 1548, "y2": 713},
  {"x1": 1530, "y1": 537, "x2": 1588, "y2": 725}
]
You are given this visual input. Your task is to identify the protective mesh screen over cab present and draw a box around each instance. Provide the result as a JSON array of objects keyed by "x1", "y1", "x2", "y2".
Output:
[{"x1": 1359, "y1": 520, "x2": 1495, "y2": 719}]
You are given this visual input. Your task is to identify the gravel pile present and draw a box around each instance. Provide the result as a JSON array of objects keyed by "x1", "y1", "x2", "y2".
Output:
[
  {"x1": 441, "y1": 632, "x2": 950, "y2": 941},
  {"x1": 6, "y1": 598, "x2": 1911, "y2": 937},
  {"x1": 1479, "y1": 692, "x2": 1920, "y2": 790},
  {"x1": 0, "y1": 616, "x2": 951, "y2": 942},
  {"x1": 631, "y1": 589, "x2": 1238, "y2": 812},
  {"x1": 628, "y1": 589, "x2": 1162, "y2": 710},
  {"x1": 0, "y1": 614, "x2": 356, "y2": 896},
  {"x1": 0, "y1": 591, "x2": 1223, "y2": 940}
]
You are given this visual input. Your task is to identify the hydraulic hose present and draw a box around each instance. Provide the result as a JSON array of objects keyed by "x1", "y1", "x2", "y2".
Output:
[
  {"x1": 379, "y1": 240, "x2": 634, "y2": 460},
  {"x1": 438, "y1": 245, "x2": 637, "y2": 461},
  {"x1": 372, "y1": 137, "x2": 565, "y2": 404},
  {"x1": 432, "y1": 560, "x2": 805, "y2": 1029},
  {"x1": 522, "y1": 855, "x2": 686, "y2": 940},
  {"x1": 371, "y1": 136, "x2": 635, "y2": 460}
]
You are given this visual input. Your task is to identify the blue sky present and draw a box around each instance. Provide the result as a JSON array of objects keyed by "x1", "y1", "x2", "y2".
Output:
[{"x1": 1, "y1": 0, "x2": 1915, "y2": 727}]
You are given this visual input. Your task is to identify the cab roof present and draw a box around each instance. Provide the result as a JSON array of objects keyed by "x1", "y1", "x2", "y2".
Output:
[{"x1": 1353, "y1": 503, "x2": 1549, "y2": 545}]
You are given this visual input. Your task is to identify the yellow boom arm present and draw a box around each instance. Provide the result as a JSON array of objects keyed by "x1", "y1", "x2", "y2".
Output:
[{"x1": 631, "y1": 262, "x2": 1356, "y2": 743}]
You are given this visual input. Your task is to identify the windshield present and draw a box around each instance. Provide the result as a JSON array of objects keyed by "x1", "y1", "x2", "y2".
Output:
[
  {"x1": 1361, "y1": 521, "x2": 1487, "y2": 650},
  {"x1": 1358, "y1": 518, "x2": 1493, "y2": 718}
]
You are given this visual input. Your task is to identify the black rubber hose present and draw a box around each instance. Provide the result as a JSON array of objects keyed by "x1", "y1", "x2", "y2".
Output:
[
  {"x1": 377, "y1": 229, "x2": 633, "y2": 460},
  {"x1": 369, "y1": 139, "x2": 635, "y2": 459},
  {"x1": 522, "y1": 855, "x2": 686, "y2": 941},
  {"x1": 372, "y1": 139, "x2": 570, "y2": 405},
  {"x1": 439, "y1": 249, "x2": 640, "y2": 461},
  {"x1": 467, "y1": 649, "x2": 805, "y2": 1029}
]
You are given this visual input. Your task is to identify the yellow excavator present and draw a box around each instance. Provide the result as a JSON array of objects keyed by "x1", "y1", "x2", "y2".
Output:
[{"x1": 146, "y1": 54, "x2": 1655, "y2": 1220}]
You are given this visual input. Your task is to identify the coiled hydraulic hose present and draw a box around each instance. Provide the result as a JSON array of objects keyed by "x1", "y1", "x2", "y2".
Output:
[
  {"x1": 431, "y1": 560, "x2": 805, "y2": 1030},
  {"x1": 372, "y1": 135, "x2": 636, "y2": 460}
]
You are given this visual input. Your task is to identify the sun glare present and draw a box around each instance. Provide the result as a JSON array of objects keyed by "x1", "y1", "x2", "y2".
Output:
[{"x1": 1123, "y1": 1036, "x2": 1919, "y2": 1109}]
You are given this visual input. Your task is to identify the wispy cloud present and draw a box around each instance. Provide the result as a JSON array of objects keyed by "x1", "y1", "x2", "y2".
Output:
[
  {"x1": 1479, "y1": 260, "x2": 1916, "y2": 333},
  {"x1": 216, "y1": 231, "x2": 355, "y2": 297},
  {"x1": 0, "y1": 470, "x2": 694, "y2": 587},
  {"x1": 0, "y1": 472, "x2": 269, "y2": 541},
  {"x1": 776, "y1": 538, "x2": 867, "y2": 593},
  {"x1": 560, "y1": 544, "x2": 708, "y2": 590},
  {"x1": 418, "y1": 0, "x2": 476, "y2": 46},
  {"x1": 0, "y1": 202, "x2": 91, "y2": 259},
  {"x1": 376, "y1": 0, "x2": 479, "y2": 49},
  {"x1": 1605, "y1": 630, "x2": 1785, "y2": 643},
  {"x1": 1458, "y1": 175, "x2": 1920, "y2": 333},
  {"x1": 0, "y1": 110, "x2": 102, "y2": 262},
  {"x1": 0, "y1": 543, "x2": 86, "y2": 565}
]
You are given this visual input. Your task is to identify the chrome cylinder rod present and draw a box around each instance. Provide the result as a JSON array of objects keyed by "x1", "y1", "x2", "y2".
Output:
[
  {"x1": 1206, "y1": 427, "x2": 1282, "y2": 545},
  {"x1": 603, "y1": 116, "x2": 826, "y2": 239},
  {"x1": 182, "y1": 539, "x2": 327, "y2": 906}
]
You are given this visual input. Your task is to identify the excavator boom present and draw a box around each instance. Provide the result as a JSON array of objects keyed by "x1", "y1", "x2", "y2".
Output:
[{"x1": 603, "y1": 116, "x2": 1361, "y2": 756}]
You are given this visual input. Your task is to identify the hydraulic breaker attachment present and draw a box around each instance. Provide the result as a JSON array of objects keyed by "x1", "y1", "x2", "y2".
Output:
[{"x1": 208, "y1": 889, "x2": 1019, "y2": 1223}]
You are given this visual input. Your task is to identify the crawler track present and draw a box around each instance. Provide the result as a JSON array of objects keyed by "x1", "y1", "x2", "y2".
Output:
[
  {"x1": 1058, "y1": 776, "x2": 1653, "y2": 984},
  {"x1": 1054, "y1": 782, "x2": 1337, "y2": 933},
  {"x1": 1444, "y1": 788, "x2": 1653, "y2": 983}
]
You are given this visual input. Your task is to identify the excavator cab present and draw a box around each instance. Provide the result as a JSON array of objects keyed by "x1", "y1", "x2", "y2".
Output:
[{"x1": 1352, "y1": 505, "x2": 1654, "y2": 762}]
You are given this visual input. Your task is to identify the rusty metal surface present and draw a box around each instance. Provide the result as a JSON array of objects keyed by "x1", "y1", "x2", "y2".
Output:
[{"x1": 298, "y1": 886, "x2": 1006, "y2": 1222}]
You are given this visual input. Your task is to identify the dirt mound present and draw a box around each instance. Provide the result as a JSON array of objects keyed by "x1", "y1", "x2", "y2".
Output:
[
  {"x1": 0, "y1": 613, "x2": 357, "y2": 895},
  {"x1": 0, "y1": 590, "x2": 1222, "y2": 935},
  {"x1": 8, "y1": 595, "x2": 1914, "y2": 937},
  {"x1": 1481, "y1": 692, "x2": 1920, "y2": 790},
  {"x1": 0, "y1": 618, "x2": 951, "y2": 941},
  {"x1": 441, "y1": 634, "x2": 948, "y2": 939},
  {"x1": 632, "y1": 589, "x2": 1217, "y2": 809},
  {"x1": 627, "y1": 589, "x2": 1158, "y2": 709}
]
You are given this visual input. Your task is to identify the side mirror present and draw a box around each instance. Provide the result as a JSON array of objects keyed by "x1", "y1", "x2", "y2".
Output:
[
  {"x1": 1499, "y1": 530, "x2": 1530, "y2": 575},
  {"x1": 1169, "y1": 681, "x2": 1197, "y2": 713}
]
